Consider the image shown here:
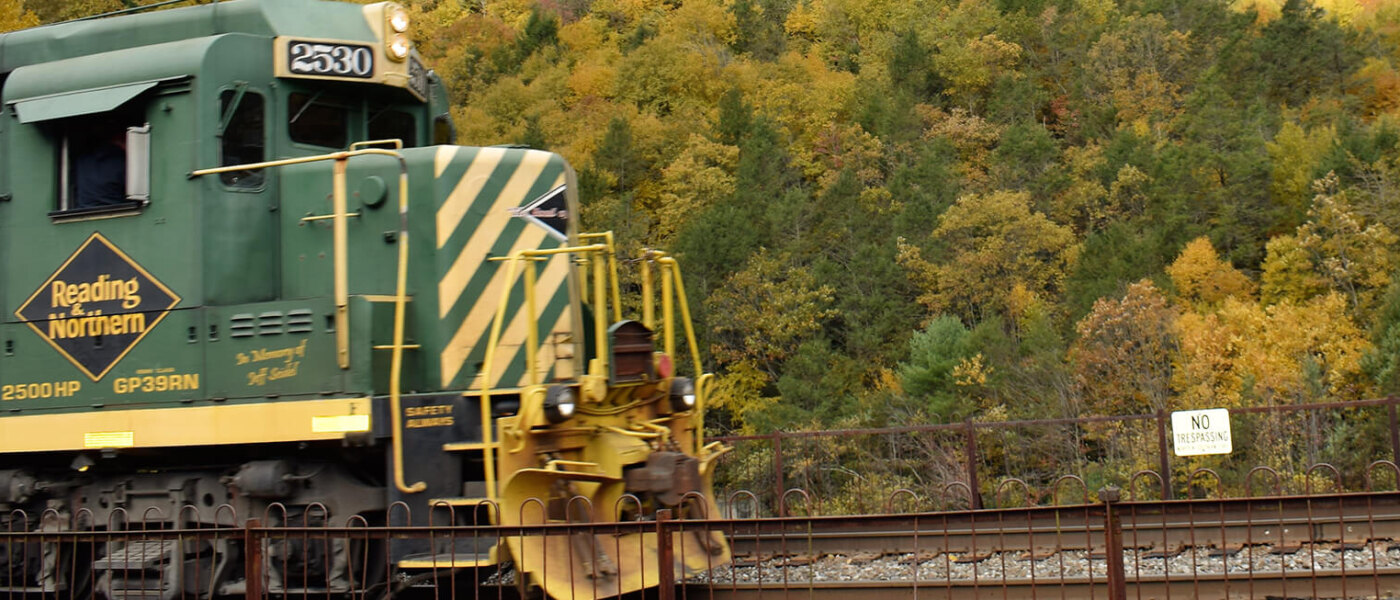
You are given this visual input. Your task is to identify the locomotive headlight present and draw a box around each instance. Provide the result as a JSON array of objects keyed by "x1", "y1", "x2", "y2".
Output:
[
  {"x1": 543, "y1": 385, "x2": 577, "y2": 424},
  {"x1": 388, "y1": 34, "x2": 412, "y2": 61},
  {"x1": 388, "y1": 8, "x2": 411, "y2": 33},
  {"x1": 669, "y1": 377, "x2": 697, "y2": 412}
]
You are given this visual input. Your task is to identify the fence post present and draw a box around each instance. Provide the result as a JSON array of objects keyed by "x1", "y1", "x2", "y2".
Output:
[
  {"x1": 1099, "y1": 487, "x2": 1127, "y2": 600},
  {"x1": 773, "y1": 434, "x2": 785, "y2": 517},
  {"x1": 1388, "y1": 397, "x2": 1399, "y2": 467},
  {"x1": 244, "y1": 518, "x2": 262, "y2": 600},
  {"x1": 655, "y1": 509, "x2": 675, "y2": 600},
  {"x1": 964, "y1": 420, "x2": 983, "y2": 510},
  {"x1": 1156, "y1": 411, "x2": 1173, "y2": 499}
]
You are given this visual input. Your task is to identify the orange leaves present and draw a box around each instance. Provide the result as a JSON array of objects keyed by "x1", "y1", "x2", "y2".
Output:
[{"x1": 1070, "y1": 280, "x2": 1179, "y2": 414}]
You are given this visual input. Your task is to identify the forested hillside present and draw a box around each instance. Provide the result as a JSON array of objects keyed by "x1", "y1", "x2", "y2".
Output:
[{"x1": 9, "y1": 0, "x2": 1400, "y2": 498}]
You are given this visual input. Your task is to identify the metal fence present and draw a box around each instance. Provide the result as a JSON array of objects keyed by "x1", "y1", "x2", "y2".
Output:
[
  {"x1": 1, "y1": 464, "x2": 1397, "y2": 600},
  {"x1": 713, "y1": 397, "x2": 1400, "y2": 515}
]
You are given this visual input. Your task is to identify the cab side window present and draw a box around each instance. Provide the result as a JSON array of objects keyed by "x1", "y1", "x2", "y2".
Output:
[
  {"x1": 219, "y1": 89, "x2": 265, "y2": 188},
  {"x1": 367, "y1": 107, "x2": 416, "y2": 147},
  {"x1": 288, "y1": 92, "x2": 347, "y2": 149},
  {"x1": 57, "y1": 112, "x2": 149, "y2": 214}
]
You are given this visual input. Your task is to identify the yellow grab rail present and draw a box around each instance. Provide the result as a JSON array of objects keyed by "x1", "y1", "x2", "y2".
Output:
[{"x1": 191, "y1": 144, "x2": 426, "y2": 495}]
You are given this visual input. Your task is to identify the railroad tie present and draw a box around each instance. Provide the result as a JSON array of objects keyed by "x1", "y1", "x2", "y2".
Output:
[
  {"x1": 1142, "y1": 545, "x2": 1186, "y2": 559},
  {"x1": 731, "y1": 553, "x2": 776, "y2": 567},
  {"x1": 1206, "y1": 543, "x2": 1245, "y2": 557},
  {"x1": 782, "y1": 553, "x2": 823, "y2": 567},
  {"x1": 846, "y1": 551, "x2": 884, "y2": 565},
  {"x1": 897, "y1": 551, "x2": 940, "y2": 565},
  {"x1": 952, "y1": 552, "x2": 993, "y2": 564}
]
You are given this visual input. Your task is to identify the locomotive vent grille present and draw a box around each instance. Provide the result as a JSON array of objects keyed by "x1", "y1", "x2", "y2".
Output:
[
  {"x1": 286, "y1": 309, "x2": 314, "y2": 334},
  {"x1": 230, "y1": 314, "x2": 256, "y2": 338},
  {"x1": 257, "y1": 312, "x2": 284, "y2": 335}
]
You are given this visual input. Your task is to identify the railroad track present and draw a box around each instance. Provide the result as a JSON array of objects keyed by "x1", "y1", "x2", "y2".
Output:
[{"x1": 677, "y1": 492, "x2": 1400, "y2": 600}]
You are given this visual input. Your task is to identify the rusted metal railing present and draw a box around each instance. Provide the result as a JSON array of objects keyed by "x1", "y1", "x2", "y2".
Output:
[
  {"x1": 0, "y1": 463, "x2": 1396, "y2": 600},
  {"x1": 715, "y1": 396, "x2": 1400, "y2": 514}
]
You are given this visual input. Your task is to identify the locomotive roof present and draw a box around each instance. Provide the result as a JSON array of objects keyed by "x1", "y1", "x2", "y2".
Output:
[{"x1": 0, "y1": 0, "x2": 378, "y2": 76}]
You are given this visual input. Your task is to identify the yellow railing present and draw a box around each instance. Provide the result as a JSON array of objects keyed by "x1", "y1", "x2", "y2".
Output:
[
  {"x1": 191, "y1": 141, "x2": 426, "y2": 495},
  {"x1": 480, "y1": 237, "x2": 713, "y2": 479}
]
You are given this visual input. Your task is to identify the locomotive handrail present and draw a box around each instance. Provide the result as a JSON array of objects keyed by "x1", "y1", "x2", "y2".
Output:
[
  {"x1": 578, "y1": 232, "x2": 624, "y2": 323},
  {"x1": 480, "y1": 243, "x2": 607, "y2": 496},
  {"x1": 191, "y1": 145, "x2": 427, "y2": 495}
]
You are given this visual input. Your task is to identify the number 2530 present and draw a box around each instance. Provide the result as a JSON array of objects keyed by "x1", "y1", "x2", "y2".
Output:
[{"x1": 288, "y1": 42, "x2": 373, "y2": 78}]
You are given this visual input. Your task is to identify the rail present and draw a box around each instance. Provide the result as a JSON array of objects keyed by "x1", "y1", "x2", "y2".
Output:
[{"x1": 4, "y1": 463, "x2": 1396, "y2": 600}]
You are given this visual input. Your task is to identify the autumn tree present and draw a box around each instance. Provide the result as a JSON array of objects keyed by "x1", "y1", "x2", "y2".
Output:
[
  {"x1": 1292, "y1": 174, "x2": 1398, "y2": 321},
  {"x1": 897, "y1": 190, "x2": 1079, "y2": 323},
  {"x1": 1165, "y1": 237, "x2": 1256, "y2": 308},
  {"x1": 0, "y1": 0, "x2": 37, "y2": 32},
  {"x1": 1071, "y1": 280, "x2": 1179, "y2": 415},
  {"x1": 707, "y1": 248, "x2": 837, "y2": 377}
]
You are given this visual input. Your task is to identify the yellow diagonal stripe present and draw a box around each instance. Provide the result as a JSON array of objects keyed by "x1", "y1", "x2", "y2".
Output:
[
  {"x1": 436, "y1": 147, "x2": 507, "y2": 248},
  {"x1": 439, "y1": 171, "x2": 566, "y2": 318},
  {"x1": 471, "y1": 255, "x2": 571, "y2": 389},
  {"x1": 434, "y1": 146, "x2": 457, "y2": 178},
  {"x1": 439, "y1": 227, "x2": 549, "y2": 386}
]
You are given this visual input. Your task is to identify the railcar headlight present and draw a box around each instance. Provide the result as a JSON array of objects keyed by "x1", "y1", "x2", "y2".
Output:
[
  {"x1": 544, "y1": 385, "x2": 577, "y2": 424},
  {"x1": 71, "y1": 454, "x2": 95, "y2": 473},
  {"x1": 669, "y1": 377, "x2": 696, "y2": 412},
  {"x1": 388, "y1": 7, "x2": 411, "y2": 33},
  {"x1": 388, "y1": 34, "x2": 412, "y2": 61}
]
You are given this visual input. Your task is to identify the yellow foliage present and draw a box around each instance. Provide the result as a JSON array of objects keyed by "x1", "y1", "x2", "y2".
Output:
[
  {"x1": 1174, "y1": 309, "x2": 1247, "y2": 409},
  {"x1": 1086, "y1": 14, "x2": 1190, "y2": 138},
  {"x1": 566, "y1": 55, "x2": 620, "y2": 101},
  {"x1": 809, "y1": 122, "x2": 885, "y2": 193},
  {"x1": 917, "y1": 106, "x2": 1002, "y2": 188},
  {"x1": 1232, "y1": 0, "x2": 1283, "y2": 23},
  {"x1": 558, "y1": 16, "x2": 611, "y2": 54},
  {"x1": 952, "y1": 353, "x2": 991, "y2": 387},
  {"x1": 784, "y1": 0, "x2": 819, "y2": 40},
  {"x1": 586, "y1": 0, "x2": 669, "y2": 27},
  {"x1": 708, "y1": 249, "x2": 837, "y2": 367},
  {"x1": 897, "y1": 190, "x2": 1078, "y2": 321},
  {"x1": 1166, "y1": 237, "x2": 1256, "y2": 307},
  {"x1": 1294, "y1": 173, "x2": 1398, "y2": 320},
  {"x1": 937, "y1": 33, "x2": 1022, "y2": 102},
  {"x1": 1267, "y1": 122, "x2": 1336, "y2": 208},
  {"x1": 1260, "y1": 234, "x2": 1327, "y2": 305},
  {"x1": 751, "y1": 53, "x2": 857, "y2": 178},
  {"x1": 653, "y1": 135, "x2": 739, "y2": 245},
  {"x1": 706, "y1": 359, "x2": 780, "y2": 433},
  {"x1": 1173, "y1": 294, "x2": 1372, "y2": 409},
  {"x1": 481, "y1": 0, "x2": 538, "y2": 30},
  {"x1": 0, "y1": 0, "x2": 38, "y2": 32},
  {"x1": 663, "y1": 0, "x2": 736, "y2": 45},
  {"x1": 1350, "y1": 57, "x2": 1400, "y2": 118}
]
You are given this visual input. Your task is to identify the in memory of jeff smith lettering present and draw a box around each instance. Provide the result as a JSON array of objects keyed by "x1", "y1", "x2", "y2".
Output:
[{"x1": 15, "y1": 233, "x2": 180, "y2": 381}]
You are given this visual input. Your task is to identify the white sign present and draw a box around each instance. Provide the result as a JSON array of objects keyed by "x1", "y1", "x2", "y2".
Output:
[{"x1": 1171, "y1": 408, "x2": 1232, "y2": 456}]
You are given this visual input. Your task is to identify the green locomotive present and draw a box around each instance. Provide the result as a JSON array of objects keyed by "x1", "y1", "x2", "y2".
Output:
[{"x1": 0, "y1": 1, "x2": 728, "y2": 598}]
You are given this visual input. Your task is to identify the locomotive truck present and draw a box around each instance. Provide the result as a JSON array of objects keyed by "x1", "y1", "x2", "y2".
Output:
[{"x1": 0, "y1": 1, "x2": 730, "y2": 598}]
